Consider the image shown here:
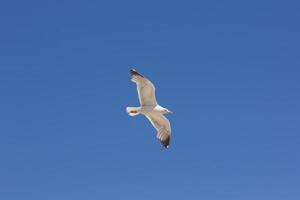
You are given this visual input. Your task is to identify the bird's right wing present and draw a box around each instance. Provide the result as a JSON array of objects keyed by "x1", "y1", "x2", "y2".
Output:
[
  {"x1": 146, "y1": 113, "x2": 171, "y2": 148},
  {"x1": 130, "y1": 69, "x2": 157, "y2": 106}
]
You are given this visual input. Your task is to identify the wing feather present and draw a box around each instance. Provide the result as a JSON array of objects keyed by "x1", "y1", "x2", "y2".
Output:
[
  {"x1": 146, "y1": 113, "x2": 171, "y2": 148},
  {"x1": 130, "y1": 69, "x2": 157, "y2": 106}
]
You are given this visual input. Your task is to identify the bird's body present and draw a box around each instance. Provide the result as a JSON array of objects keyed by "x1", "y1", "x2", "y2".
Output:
[
  {"x1": 127, "y1": 105, "x2": 167, "y2": 115},
  {"x1": 126, "y1": 69, "x2": 173, "y2": 148}
]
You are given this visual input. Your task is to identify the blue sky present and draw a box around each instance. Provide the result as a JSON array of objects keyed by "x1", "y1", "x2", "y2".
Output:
[{"x1": 0, "y1": 0, "x2": 299, "y2": 199}]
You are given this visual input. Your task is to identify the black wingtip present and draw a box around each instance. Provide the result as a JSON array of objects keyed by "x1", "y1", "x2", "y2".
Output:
[
  {"x1": 130, "y1": 68, "x2": 144, "y2": 77},
  {"x1": 161, "y1": 136, "x2": 170, "y2": 149}
]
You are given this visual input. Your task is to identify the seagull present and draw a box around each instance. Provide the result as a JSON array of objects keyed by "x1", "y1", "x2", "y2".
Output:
[{"x1": 126, "y1": 69, "x2": 173, "y2": 148}]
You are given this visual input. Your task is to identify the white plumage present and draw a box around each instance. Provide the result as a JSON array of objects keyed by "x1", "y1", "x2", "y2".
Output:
[{"x1": 126, "y1": 69, "x2": 173, "y2": 148}]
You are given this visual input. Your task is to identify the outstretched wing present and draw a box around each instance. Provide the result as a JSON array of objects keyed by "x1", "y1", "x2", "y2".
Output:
[
  {"x1": 146, "y1": 113, "x2": 171, "y2": 148},
  {"x1": 130, "y1": 69, "x2": 157, "y2": 106}
]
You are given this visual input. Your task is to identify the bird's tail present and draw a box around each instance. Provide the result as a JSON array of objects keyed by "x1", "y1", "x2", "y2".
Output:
[{"x1": 126, "y1": 107, "x2": 141, "y2": 116}]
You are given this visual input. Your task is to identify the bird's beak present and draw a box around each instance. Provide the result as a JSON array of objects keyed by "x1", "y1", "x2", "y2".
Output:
[{"x1": 168, "y1": 110, "x2": 173, "y2": 114}]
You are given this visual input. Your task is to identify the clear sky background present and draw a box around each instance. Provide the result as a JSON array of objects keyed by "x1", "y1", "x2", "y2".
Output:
[{"x1": 0, "y1": 0, "x2": 299, "y2": 199}]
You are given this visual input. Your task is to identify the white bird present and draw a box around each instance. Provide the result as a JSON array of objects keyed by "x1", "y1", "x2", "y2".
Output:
[{"x1": 126, "y1": 69, "x2": 173, "y2": 148}]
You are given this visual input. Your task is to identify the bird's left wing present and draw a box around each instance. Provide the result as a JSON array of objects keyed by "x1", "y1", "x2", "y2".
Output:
[
  {"x1": 146, "y1": 113, "x2": 171, "y2": 148},
  {"x1": 130, "y1": 69, "x2": 157, "y2": 106}
]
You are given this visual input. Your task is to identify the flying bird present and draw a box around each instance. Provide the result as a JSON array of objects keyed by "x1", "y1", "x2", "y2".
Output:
[{"x1": 126, "y1": 69, "x2": 173, "y2": 148}]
